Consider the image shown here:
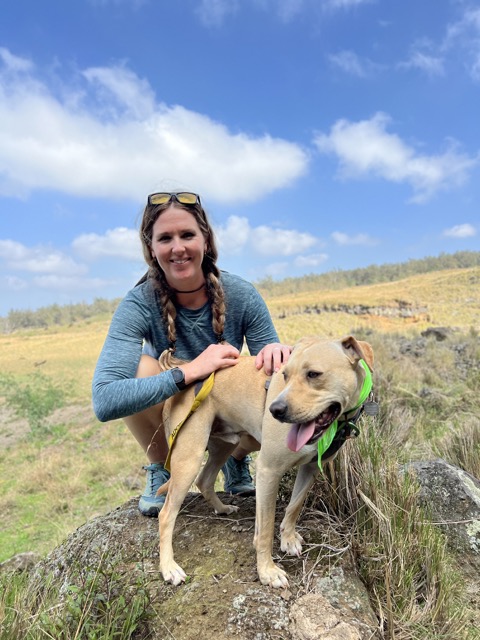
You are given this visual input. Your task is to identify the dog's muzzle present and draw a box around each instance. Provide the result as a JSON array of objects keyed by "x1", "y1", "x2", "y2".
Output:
[{"x1": 269, "y1": 401, "x2": 342, "y2": 452}]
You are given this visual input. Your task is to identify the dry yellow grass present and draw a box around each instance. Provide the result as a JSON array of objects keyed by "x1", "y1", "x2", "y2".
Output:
[
  {"x1": 267, "y1": 267, "x2": 480, "y2": 333},
  {"x1": 0, "y1": 320, "x2": 109, "y2": 403}
]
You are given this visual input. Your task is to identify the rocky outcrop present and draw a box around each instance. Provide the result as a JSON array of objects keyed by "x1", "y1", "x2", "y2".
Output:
[
  {"x1": 7, "y1": 458, "x2": 479, "y2": 639},
  {"x1": 27, "y1": 494, "x2": 379, "y2": 639}
]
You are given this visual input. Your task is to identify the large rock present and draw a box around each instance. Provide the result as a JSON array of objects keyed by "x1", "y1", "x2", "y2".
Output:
[
  {"x1": 290, "y1": 567, "x2": 378, "y2": 640},
  {"x1": 0, "y1": 551, "x2": 40, "y2": 573},
  {"x1": 29, "y1": 494, "x2": 378, "y2": 640},
  {"x1": 14, "y1": 458, "x2": 479, "y2": 638},
  {"x1": 408, "y1": 459, "x2": 480, "y2": 560},
  {"x1": 408, "y1": 458, "x2": 480, "y2": 631}
]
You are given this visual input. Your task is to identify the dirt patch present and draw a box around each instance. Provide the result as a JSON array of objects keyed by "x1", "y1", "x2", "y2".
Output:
[
  {"x1": 0, "y1": 402, "x2": 95, "y2": 449},
  {"x1": 0, "y1": 403, "x2": 30, "y2": 448}
]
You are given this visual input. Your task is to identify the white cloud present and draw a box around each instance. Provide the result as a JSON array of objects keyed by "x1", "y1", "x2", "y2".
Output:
[
  {"x1": 196, "y1": 0, "x2": 239, "y2": 27},
  {"x1": 32, "y1": 274, "x2": 112, "y2": 290},
  {"x1": 0, "y1": 48, "x2": 33, "y2": 73},
  {"x1": 442, "y1": 8, "x2": 480, "y2": 81},
  {"x1": 331, "y1": 231, "x2": 378, "y2": 246},
  {"x1": 214, "y1": 216, "x2": 251, "y2": 255},
  {"x1": 215, "y1": 215, "x2": 318, "y2": 257},
  {"x1": 72, "y1": 227, "x2": 142, "y2": 261},
  {"x1": 82, "y1": 65, "x2": 156, "y2": 119},
  {"x1": 293, "y1": 253, "x2": 328, "y2": 268},
  {"x1": 0, "y1": 49, "x2": 308, "y2": 204},
  {"x1": 198, "y1": 0, "x2": 372, "y2": 25},
  {"x1": 329, "y1": 51, "x2": 368, "y2": 77},
  {"x1": 397, "y1": 8, "x2": 480, "y2": 82},
  {"x1": 444, "y1": 8, "x2": 480, "y2": 47},
  {"x1": 88, "y1": 0, "x2": 147, "y2": 7},
  {"x1": 0, "y1": 240, "x2": 87, "y2": 275},
  {"x1": 399, "y1": 49, "x2": 445, "y2": 77},
  {"x1": 443, "y1": 223, "x2": 477, "y2": 239},
  {"x1": 252, "y1": 225, "x2": 317, "y2": 256},
  {"x1": 277, "y1": 0, "x2": 304, "y2": 22},
  {"x1": 326, "y1": 0, "x2": 373, "y2": 8},
  {"x1": 69, "y1": 216, "x2": 319, "y2": 265},
  {"x1": 264, "y1": 261, "x2": 289, "y2": 277},
  {"x1": 0, "y1": 275, "x2": 27, "y2": 291},
  {"x1": 314, "y1": 112, "x2": 477, "y2": 202}
]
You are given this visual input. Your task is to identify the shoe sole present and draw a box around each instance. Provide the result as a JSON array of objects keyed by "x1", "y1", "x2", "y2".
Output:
[
  {"x1": 138, "y1": 506, "x2": 162, "y2": 517},
  {"x1": 227, "y1": 488, "x2": 256, "y2": 497}
]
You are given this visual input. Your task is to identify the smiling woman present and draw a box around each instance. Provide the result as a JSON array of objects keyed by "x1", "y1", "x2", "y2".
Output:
[
  {"x1": 92, "y1": 190, "x2": 292, "y2": 517},
  {"x1": 149, "y1": 196, "x2": 210, "y2": 297}
]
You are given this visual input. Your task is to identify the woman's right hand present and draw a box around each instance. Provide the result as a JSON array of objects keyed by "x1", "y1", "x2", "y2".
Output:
[{"x1": 181, "y1": 343, "x2": 240, "y2": 385}]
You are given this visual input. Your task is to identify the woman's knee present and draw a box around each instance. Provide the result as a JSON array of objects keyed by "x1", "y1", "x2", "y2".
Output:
[{"x1": 136, "y1": 354, "x2": 160, "y2": 378}]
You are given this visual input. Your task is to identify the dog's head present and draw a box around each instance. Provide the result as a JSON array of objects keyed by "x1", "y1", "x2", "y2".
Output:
[{"x1": 269, "y1": 335, "x2": 374, "y2": 452}]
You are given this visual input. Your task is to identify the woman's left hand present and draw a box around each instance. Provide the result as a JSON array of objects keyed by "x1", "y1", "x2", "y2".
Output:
[{"x1": 255, "y1": 342, "x2": 292, "y2": 375}]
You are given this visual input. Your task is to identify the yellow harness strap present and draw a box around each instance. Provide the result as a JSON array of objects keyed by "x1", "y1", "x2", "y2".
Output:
[{"x1": 164, "y1": 372, "x2": 215, "y2": 472}]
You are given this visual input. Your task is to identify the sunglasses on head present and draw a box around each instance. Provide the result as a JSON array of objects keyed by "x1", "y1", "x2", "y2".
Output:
[{"x1": 147, "y1": 192, "x2": 201, "y2": 206}]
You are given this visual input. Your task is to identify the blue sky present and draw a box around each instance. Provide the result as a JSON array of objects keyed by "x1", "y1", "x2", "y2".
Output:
[{"x1": 0, "y1": 0, "x2": 479, "y2": 315}]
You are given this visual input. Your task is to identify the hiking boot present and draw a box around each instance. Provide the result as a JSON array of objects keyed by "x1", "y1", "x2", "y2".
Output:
[
  {"x1": 222, "y1": 455, "x2": 255, "y2": 496},
  {"x1": 138, "y1": 462, "x2": 170, "y2": 517}
]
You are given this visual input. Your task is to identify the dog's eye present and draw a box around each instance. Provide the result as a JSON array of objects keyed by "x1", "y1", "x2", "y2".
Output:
[{"x1": 307, "y1": 371, "x2": 321, "y2": 379}]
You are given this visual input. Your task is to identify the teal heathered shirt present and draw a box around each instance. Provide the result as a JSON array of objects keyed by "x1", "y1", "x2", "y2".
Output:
[{"x1": 92, "y1": 271, "x2": 278, "y2": 422}]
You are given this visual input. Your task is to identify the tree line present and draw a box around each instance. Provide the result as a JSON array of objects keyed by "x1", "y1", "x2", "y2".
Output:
[
  {"x1": 255, "y1": 250, "x2": 480, "y2": 298},
  {"x1": 1, "y1": 250, "x2": 478, "y2": 333},
  {"x1": 0, "y1": 298, "x2": 121, "y2": 333}
]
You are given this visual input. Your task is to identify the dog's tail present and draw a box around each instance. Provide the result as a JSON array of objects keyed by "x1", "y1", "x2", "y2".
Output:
[{"x1": 156, "y1": 480, "x2": 170, "y2": 496}]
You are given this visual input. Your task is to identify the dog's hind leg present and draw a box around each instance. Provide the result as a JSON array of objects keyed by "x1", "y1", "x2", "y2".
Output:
[
  {"x1": 279, "y1": 460, "x2": 318, "y2": 556},
  {"x1": 196, "y1": 438, "x2": 240, "y2": 515},
  {"x1": 158, "y1": 421, "x2": 210, "y2": 585}
]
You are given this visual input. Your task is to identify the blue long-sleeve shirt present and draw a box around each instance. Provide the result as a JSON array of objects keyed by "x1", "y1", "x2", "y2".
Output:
[{"x1": 92, "y1": 271, "x2": 278, "y2": 422}]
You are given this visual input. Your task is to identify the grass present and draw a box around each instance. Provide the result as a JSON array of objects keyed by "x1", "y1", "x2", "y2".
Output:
[
  {"x1": 300, "y1": 411, "x2": 472, "y2": 638},
  {"x1": 0, "y1": 553, "x2": 155, "y2": 639},
  {"x1": 0, "y1": 319, "x2": 109, "y2": 403},
  {"x1": 347, "y1": 428, "x2": 465, "y2": 639},
  {"x1": 269, "y1": 267, "x2": 480, "y2": 332},
  {"x1": 0, "y1": 269, "x2": 479, "y2": 639},
  {"x1": 0, "y1": 417, "x2": 142, "y2": 560}
]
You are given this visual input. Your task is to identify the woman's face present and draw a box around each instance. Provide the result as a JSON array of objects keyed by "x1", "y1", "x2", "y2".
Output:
[{"x1": 150, "y1": 205, "x2": 208, "y2": 289}]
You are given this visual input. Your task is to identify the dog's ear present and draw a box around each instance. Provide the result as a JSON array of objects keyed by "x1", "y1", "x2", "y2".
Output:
[
  {"x1": 357, "y1": 340, "x2": 374, "y2": 371},
  {"x1": 340, "y1": 336, "x2": 374, "y2": 371}
]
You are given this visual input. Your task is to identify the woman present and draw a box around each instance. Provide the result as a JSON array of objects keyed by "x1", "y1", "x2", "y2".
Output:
[{"x1": 92, "y1": 191, "x2": 291, "y2": 516}]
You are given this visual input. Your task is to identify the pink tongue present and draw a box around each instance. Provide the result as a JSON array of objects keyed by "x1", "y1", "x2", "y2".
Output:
[{"x1": 287, "y1": 420, "x2": 316, "y2": 452}]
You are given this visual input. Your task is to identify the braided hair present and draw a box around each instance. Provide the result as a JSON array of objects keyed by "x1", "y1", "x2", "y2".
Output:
[{"x1": 139, "y1": 194, "x2": 226, "y2": 353}]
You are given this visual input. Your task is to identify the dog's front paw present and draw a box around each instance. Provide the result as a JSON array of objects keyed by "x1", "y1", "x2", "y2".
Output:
[
  {"x1": 214, "y1": 504, "x2": 240, "y2": 515},
  {"x1": 161, "y1": 561, "x2": 187, "y2": 586},
  {"x1": 258, "y1": 563, "x2": 289, "y2": 589},
  {"x1": 280, "y1": 531, "x2": 304, "y2": 556}
]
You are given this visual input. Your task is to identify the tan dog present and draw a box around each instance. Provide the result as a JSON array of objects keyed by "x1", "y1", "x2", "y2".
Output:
[{"x1": 157, "y1": 335, "x2": 374, "y2": 587}]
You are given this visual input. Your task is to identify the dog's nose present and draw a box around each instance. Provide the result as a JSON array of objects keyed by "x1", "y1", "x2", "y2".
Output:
[{"x1": 270, "y1": 399, "x2": 288, "y2": 421}]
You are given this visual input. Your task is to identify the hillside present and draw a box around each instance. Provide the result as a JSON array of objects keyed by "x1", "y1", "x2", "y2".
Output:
[
  {"x1": 270, "y1": 266, "x2": 480, "y2": 339},
  {"x1": 1, "y1": 250, "x2": 479, "y2": 333},
  {"x1": 0, "y1": 267, "x2": 477, "y2": 414},
  {"x1": 256, "y1": 249, "x2": 480, "y2": 297}
]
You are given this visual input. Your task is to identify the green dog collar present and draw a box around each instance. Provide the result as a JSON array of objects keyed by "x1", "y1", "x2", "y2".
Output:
[{"x1": 317, "y1": 359, "x2": 372, "y2": 465}]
